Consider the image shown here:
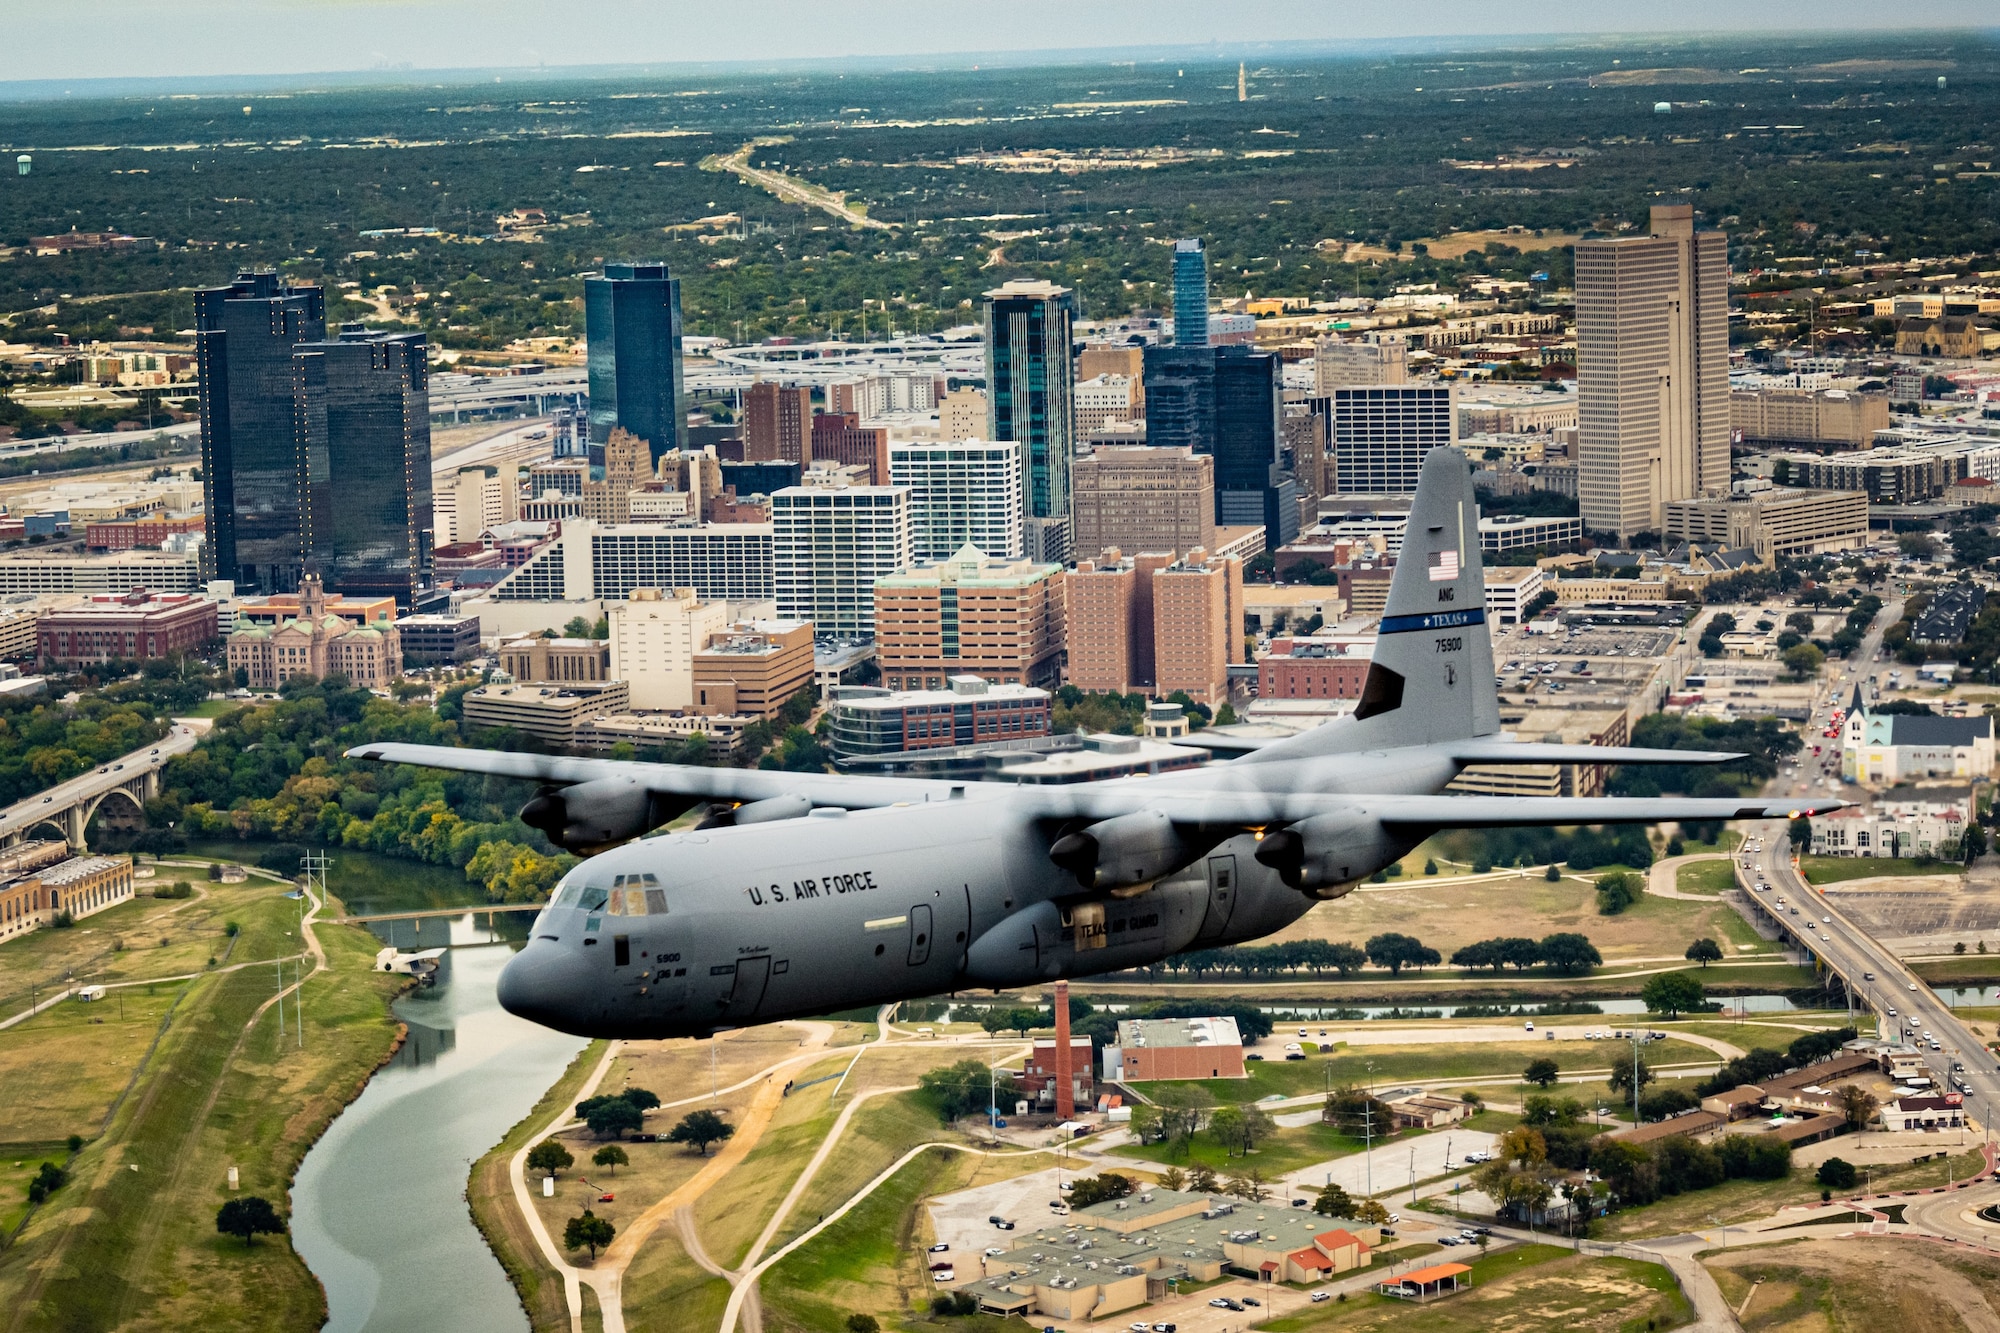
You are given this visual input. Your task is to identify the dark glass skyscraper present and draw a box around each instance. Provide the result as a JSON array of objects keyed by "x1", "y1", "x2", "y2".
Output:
[
  {"x1": 295, "y1": 327, "x2": 435, "y2": 608},
  {"x1": 983, "y1": 279, "x2": 1077, "y2": 563},
  {"x1": 195, "y1": 270, "x2": 325, "y2": 592},
  {"x1": 585, "y1": 262, "x2": 686, "y2": 469},
  {"x1": 1144, "y1": 343, "x2": 1295, "y2": 551},
  {"x1": 1172, "y1": 238, "x2": 1209, "y2": 348}
]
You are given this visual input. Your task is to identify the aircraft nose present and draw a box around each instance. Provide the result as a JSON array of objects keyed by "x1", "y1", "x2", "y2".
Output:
[{"x1": 497, "y1": 938, "x2": 585, "y2": 1034}]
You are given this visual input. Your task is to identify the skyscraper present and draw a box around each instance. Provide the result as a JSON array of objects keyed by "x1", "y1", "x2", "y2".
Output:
[
  {"x1": 584, "y1": 262, "x2": 686, "y2": 468},
  {"x1": 1172, "y1": 238, "x2": 1209, "y2": 348},
  {"x1": 1575, "y1": 204, "x2": 1730, "y2": 539},
  {"x1": 983, "y1": 280, "x2": 1077, "y2": 563},
  {"x1": 293, "y1": 327, "x2": 434, "y2": 607},
  {"x1": 889, "y1": 440, "x2": 1023, "y2": 560},
  {"x1": 195, "y1": 269, "x2": 326, "y2": 593},
  {"x1": 1213, "y1": 346, "x2": 1295, "y2": 548},
  {"x1": 744, "y1": 381, "x2": 813, "y2": 464},
  {"x1": 1325, "y1": 385, "x2": 1457, "y2": 496}
]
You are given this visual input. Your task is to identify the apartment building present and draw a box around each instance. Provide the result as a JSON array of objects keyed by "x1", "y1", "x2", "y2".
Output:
[
  {"x1": 606, "y1": 586, "x2": 727, "y2": 711},
  {"x1": 888, "y1": 440, "x2": 1024, "y2": 561},
  {"x1": 770, "y1": 483, "x2": 912, "y2": 636},
  {"x1": 873, "y1": 544, "x2": 1064, "y2": 690}
]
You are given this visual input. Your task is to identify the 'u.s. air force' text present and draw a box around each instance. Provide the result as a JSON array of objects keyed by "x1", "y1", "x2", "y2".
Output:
[{"x1": 744, "y1": 869, "x2": 878, "y2": 906}]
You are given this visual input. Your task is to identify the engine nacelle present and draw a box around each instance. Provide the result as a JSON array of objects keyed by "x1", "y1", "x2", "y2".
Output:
[
  {"x1": 519, "y1": 777, "x2": 690, "y2": 853},
  {"x1": 694, "y1": 794, "x2": 814, "y2": 829},
  {"x1": 1049, "y1": 809, "x2": 1192, "y2": 890},
  {"x1": 1253, "y1": 809, "x2": 1415, "y2": 898}
]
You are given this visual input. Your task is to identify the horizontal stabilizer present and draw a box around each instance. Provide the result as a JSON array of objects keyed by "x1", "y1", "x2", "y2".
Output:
[{"x1": 1446, "y1": 741, "x2": 1745, "y2": 766}]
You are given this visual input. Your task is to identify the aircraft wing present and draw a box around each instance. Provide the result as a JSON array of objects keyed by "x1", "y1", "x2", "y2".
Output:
[
  {"x1": 1444, "y1": 741, "x2": 1746, "y2": 766},
  {"x1": 1361, "y1": 794, "x2": 1846, "y2": 830},
  {"x1": 343, "y1": 742, "x2": 971, "y2": 808}
]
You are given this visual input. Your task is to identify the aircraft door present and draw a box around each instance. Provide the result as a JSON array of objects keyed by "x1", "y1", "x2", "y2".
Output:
[
  {"x1": 721, "y1": 955, "x2": 771, "y2": 1021},
  {"x1": 907, "y1": 904, "x2": 933, "y2": 966},
  {"x1": 1195, "y1": 854, "x2": 1238, "y2": 942}
]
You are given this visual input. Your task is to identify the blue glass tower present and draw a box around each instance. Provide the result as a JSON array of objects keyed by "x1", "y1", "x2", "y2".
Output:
[
  {"x1": 584, "y1": 262, "x2": 686, "y2": 469},
  {"x1": 983, "y1": 280, "x2": 1077, "y2": 563},
  {"x1": 1172, "y1": 238, "x2": 1209, "y2": 348}
]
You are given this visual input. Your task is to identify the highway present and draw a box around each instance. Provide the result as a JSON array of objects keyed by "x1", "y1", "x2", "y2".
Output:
[
  {"x1": 1738, "y1": 595, "x2": 2000, "y2": 1131},
  {"x1": 0, "y1": 721, "x2": 200, "y2": 845}
]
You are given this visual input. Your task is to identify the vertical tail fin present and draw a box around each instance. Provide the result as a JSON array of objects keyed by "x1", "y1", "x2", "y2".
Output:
[{"x1": 1249, "y1": 447, "x2": 1499, "y2": 760}]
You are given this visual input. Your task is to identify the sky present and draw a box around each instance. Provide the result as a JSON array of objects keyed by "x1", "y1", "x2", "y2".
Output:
[{"x1": 3, "y1": 0, "x2": 1995, "y2": 83}]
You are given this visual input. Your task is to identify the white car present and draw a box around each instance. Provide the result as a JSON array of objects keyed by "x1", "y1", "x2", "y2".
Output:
[
  {"x1": 1910, "y1": 983, "x2": 1920, "y2": 991},
  {"x1": 1524, "y1": 1021, "x2": 1535, "y2": 1032},
  {"x1": 1310, "y1": 1291, "x2": 1331, "y2": 1303}
]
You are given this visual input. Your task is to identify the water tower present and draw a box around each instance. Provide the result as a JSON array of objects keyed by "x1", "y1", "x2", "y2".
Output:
[{"x1": 15, "y1": 155, "x2": 27, "y2": 177}]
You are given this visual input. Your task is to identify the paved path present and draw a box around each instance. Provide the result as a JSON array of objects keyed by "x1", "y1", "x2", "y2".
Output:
[
  {"x1": 509, "y1": 1040, "x2": 623, "y2": 1333},
  {"x1": 1649, "y1": 852, "x2": 1738, "y2": 901}
]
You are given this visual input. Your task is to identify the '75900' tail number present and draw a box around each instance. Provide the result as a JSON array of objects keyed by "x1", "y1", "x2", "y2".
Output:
[{"x1": 1435, "y1": 636, "x2": 1463, "y2": 653}]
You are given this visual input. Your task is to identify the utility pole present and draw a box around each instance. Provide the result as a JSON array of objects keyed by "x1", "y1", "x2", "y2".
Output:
[{"x1": 275, "y1": 957, "x2": 285, "y2": 1039}]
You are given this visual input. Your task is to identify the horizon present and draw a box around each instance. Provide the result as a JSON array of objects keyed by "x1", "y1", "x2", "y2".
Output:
[{"x1": 2, "y1": 2, "x2": 1996, "y2": 90}]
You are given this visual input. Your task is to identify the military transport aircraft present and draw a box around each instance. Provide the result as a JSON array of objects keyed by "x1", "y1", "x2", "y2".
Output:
[{"x1": 352, "y1": 449, "x2": 1842, "y2": 1039}]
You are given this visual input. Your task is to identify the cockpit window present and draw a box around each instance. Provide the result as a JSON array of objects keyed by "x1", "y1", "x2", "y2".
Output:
[
  {"x1": 554, "y1": 869, "x2": 657, "y2": 913},
  {"x1": 577, "y1": 886, "x2": 609, "y2": 913}
]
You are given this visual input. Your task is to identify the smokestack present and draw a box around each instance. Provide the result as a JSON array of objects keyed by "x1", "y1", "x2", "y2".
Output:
[{"x1": 1054, "y1": 979, "x2": 1074, "y2": 1120}]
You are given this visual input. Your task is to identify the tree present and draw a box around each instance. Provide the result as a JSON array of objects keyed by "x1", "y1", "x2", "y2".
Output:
[
  {"x1": 1637, "y1": 1087, "x2": 1699, "y2": 1121},
  {"x1": 666, "y1": 1109, "x2": 735, "y2": 1156},
  {"x1": 1641, "y1": 971, "x2": 1707, "y2": 1018},
  {"x1": 1790, "y1": 816, "x2": 1813, "y2": 850},
  {"x1": 1364, "y1": 932, "x2": 1440, "y2": 975},
  {"x1": 528, "y1": 1138, "x2": 574, "y2": 1178},
  {"x1": 1966, "y1": 822, "x2": 1988, "y2": 864},
  {"x1": 1783, "y1": 643, "x2": 1826, "y2": 680},
  {"x1": 1325, "y1": 942, "x2": 1368, "y2": 977},
  {"x1": 918, "y1": 1059, "x2": 1015, "y2": 1123},
  {"x1": 1227, "y1": 1169, "x2": 1269, "y2": 1201},
  {"x1": 1158, "y1": 1166, "x2": 1187, "y2": 1192},
  {"x1": 564, "y1": 1209, "x2": 616, "y2": 1260},
  {"x1": 1186, "y1": 1164, "x2": 1221, "y2": 1193},
  {"x1": 1523, "y1": 1057, "x2": 1561, "y2": 1088},
  {"x1": 586, "y1": 1098, "x2": 644, "y2": 1140},
  {"x1": 1354, "y1": 1199, "x2": 1391, "y2": 1225},
  {"x1": 1817, "y1": 1157, "x2": 1858, "y2": 1191},
  {"x1": 1538, "y1": 933, "x2": 1602, "y2": 976},
  {"x1": 1684, "y1": 938, "x2": 1724, "y2": 968},
  {"x1": 1313, "y1": 1182, "x2": 1358, "y2": 1217},
  {"x1": 1594, "y1": 872, "x2": 1639, "y2": 915},
  {"x1": 1837, "y1": 1085, "x2": 1879, "y2": 1131},
  {"x1": 26, "y1": 1161, "x2": 67, "y2": 1203},
  {"x1": 846, "y1": 1317, "x2": 881, "y2": 1333},
  {"x1": 216, "y1": 1196, "x2": 285, "y2": 1246},
  {"x1": 1545, "y1": 863, "x2": 1562, "y2": 882},
  {"x1": 1608, "y1": 1051, "x2": 1655, "y2": 1099},
  {"x1": 621, "y1": 1087, "x2": 661, "y2": 1112},
  {"x1": 1206, "y1": 1104, "x2": 1247, "y2": 1156},
  {"x1": 1067, "y1": 1173, "x2": 1135, "y2": 1209},
  {"x1": 592, "y1": 1145, "x2": 629, "y2": 1175}
]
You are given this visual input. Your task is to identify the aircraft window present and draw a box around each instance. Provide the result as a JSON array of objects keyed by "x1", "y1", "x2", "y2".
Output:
[
  {"x1": 644, "y1": 888, "x2": 669, "y2": 915},
  {"x1": 577, "y1": 887, "x2": 609, "y2": 913}
]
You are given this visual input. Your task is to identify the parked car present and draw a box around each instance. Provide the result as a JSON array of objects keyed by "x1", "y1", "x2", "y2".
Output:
[
  {"x1": 1310, "y1": 1292, "x2": 1331, "y2": 1303},
  {"x1": 929, "y1": 1242, "x2": 950, "y2": 1253}
]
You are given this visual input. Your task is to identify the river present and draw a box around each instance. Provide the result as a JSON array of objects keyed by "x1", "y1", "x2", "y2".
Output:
[{"x1": 292, "y1": 913, "x2": 585, "y2": 1333}]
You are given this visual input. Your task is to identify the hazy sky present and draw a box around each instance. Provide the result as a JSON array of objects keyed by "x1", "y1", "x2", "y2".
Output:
[{"x1": 5, "y1": 0, "x2": 1995, "y2": 83}]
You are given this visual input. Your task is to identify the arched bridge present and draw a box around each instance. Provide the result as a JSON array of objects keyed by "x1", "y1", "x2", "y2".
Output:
[{"x1": 0, "y1": 723, "x2": 202, "y2": 851}]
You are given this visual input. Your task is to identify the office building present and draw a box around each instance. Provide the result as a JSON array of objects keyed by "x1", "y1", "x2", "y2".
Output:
[
  {"x1": 811, "y1": 412, "x2": 891, "y2": 484},
  {"x1": 1327, "y1": 385, "x2": 1456, "y2": 496},
  {"x1": 825, "y1": 371, "x2": 939, "y2": 417},
  {"x1": 294, "y1": 327, "x2": 434, "y2": 608},
  {"x1": 1482, "y1": 564, "x2": 1547, "y2": 625},
  {"x1": 581, "y1": 426, "x2": 652, "y2": 524},
  {"x1": 1075, "y1": 374, "x2": 1140, "y2": 437},
  {"x1": 1662, "y1": 488, "x2": 1868, "y2": 561},
  {"x1": 444, "y1": 464, "x2": 521, "y2": 545},
  {"x1": 1575, "y1": 204, "x2": 1730, "y2": 537},
  {"x1": 460, "y1": 679, "x2": 630, "y2": 746},
  {"x1": 888, "y1": 440, "x2": 1023, "y2": 561},
  {"x1": 771, "y1": 484, "x2": 912, "y2": 636},
  {"x1": 0, "y1": 549, "x2": 201, "y2": 595},
  {"x1": 487, "y1": 520, "x2": 774, "y2": 606},
  {"x1": 1730, "y1": 387, "x2": 1889, "y2": 450},
  {"x1": 37, "y1": 591, "x2": 218, "y2": 666},
  {"x1": 85, "y1": 515, "x2": 205, "y2": 552},
  {"x1": 873, "y1": 544, "x2": 1064, "y2": 690},
  {"x1": 1213, "y1": 346, "x2": 1295, "y2": 550},
  {"x1": 195, "y1": 269, "x2": 326, "y2": 593},
  {"x1": 1256, "y1": 632, "x2": 1373, "y2": 702},
  {"x1": 937, "y1": 386, "x2": 989, "y2": 442},
  {"x1": 396, "y1": 612, "x2": 481, "y2": 665},
  {"x1": 1172, "y1": 238, "x2": 1209, "y2": 347},
  {"x1": 606, "y1": 586, "x2": 727, "y2": 712},
  {"x1": 499, "y1": 635, "x2": 611, "y2": 684},
  {"x1": 1066, "y1": 548, "x2": 1239, "y2": 703},
  {"x1": 1078, "y1": 343, "x2": 1145, "y2": 405},
  {"x1": 1065, "y1": 552, "x2": 1166, "y2": 695},
  {"x1": 528, "y1": 458, "x2": 590, "y2": 499},
  {"x1": 984, "y1": 280, "x2": 1078, "y2": 563},
  {"x1": 744, "y1": 381, "x2": 813, "y2": 464},
  {"x1": 1313, "y1": 336, "x2": 1408, "y2": 394},
  {"x1": 692, "y1": 620, "x2": 815, "y2": 718},
  {"x1": 1070, "y1": 447, "x2": 1216, "y2": 559},
  {"x1": 827, "y1": 678, "x2": 1053, "y2": 760},
  {"x1": 584, "y1": 262, "x2": 686, "y2": 466}
]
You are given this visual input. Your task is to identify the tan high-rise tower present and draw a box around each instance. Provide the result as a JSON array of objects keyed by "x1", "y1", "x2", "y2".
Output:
[{"x1": 1575, "y1": 204, "x2": 1730, "y2": 539}]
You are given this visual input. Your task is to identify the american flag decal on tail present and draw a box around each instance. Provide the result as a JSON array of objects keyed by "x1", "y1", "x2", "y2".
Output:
[{"x1": 1427, "y1": 549, "x2": 1460, "y2": 582}]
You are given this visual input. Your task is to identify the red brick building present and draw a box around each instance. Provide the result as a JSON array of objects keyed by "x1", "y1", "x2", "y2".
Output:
[
  {"x1": 85, "y1": 515, "x2": 205, "y2": 551},
  {"x1": 38, "y1": 591, "x2": 217, "y2": 665},
  {"x1": 1257, "y1": 635, "x2": 1373, "y2": 700},
  {"x1": 810, "y1": 412, "x2": 891, "y2": 484}
]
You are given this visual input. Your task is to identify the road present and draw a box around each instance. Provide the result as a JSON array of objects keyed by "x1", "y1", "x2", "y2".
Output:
[
  {"x1": 1739, "y1": 597, "x2": 2000, "y2": 1132},
  {"x1": 0, "y1": 721, "x2": 199, "y2": 844},
  {"x1": 705, "y1": 140, "x2": 896, "y2": 231}
]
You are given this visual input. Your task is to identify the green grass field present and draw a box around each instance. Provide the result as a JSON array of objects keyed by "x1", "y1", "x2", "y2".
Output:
[
  {"x1": 1676, "y1": 860, "x2": 1738, "y2": 896},
  {"x1": 1800, "y1": 856, "x2": 1958, "y2": 885}
]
